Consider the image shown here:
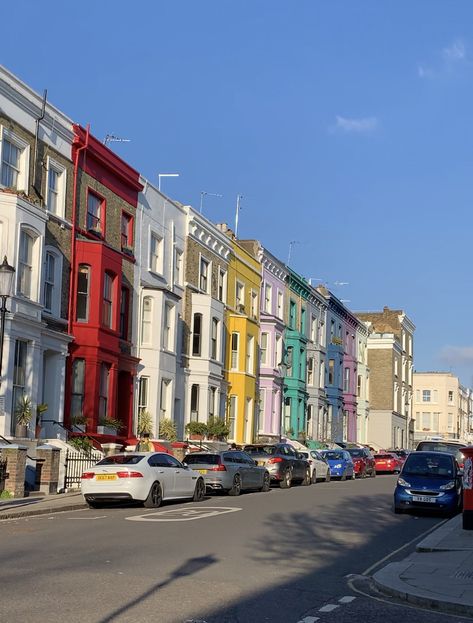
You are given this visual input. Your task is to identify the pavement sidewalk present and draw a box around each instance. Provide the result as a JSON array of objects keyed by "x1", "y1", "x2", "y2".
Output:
[
  {"x1": 0, "y1": 490, "x2": 86, "y2": 520},
  {"x1": 373, "y1": 514, "x2": 473, "y2": 617}
]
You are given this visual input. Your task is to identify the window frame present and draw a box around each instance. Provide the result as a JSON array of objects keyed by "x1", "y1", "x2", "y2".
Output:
[
  {"x1": 86, "y1": 189, "x2": 105, "y2": 235},
  {"x1": 141, "y1": 296, "x2": 153, "y2": 344},
  {"x1": 199, "y1": 255, "x2": 210, "y2": 293},
  {"x1": 121, "y1": 211, "x2": 133, "y2": 251},
  {"x1": 45, "y1": 157, "x2": 67, "y2": 218},
  {"x1": 0, "y1": 127, "x2": 29, "y2": 191},
  {"x1": 76, "y1": 264, "x2": 91, "y2": 322},
  {"x1": 149, "y1": 232, "x2": 164, "y2": 274},
  {"x1": 102, "y1": 272, "x2": 114, "y2": 329}
]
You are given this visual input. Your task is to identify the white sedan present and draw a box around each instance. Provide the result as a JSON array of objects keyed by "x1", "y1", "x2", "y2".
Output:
[
  {"x1": 299, "y1": 450, "x2": 331, "y2": 483},
  {"x1": 81, "y1": 452, "x2": 206, "y2": 508}
]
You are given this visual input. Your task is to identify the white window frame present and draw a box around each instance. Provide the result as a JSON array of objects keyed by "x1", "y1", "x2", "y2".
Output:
[
  {"x1": 174, "y1": 248, "x2": 183, "y2": 286},
  {"x1": 277, "y1": 290, "x2": 283, "y2": 319},
  {"x1": 218, "y1": 268, "x2": 227, "y2": 303},
  {"x1": 260, "y1": 332, "x2": 269, "y2": 366},
  {"x1": 163, "y1": 302, "x2": 175, "y2": 352},
  {"x1": 45, "y1": 157, "x2": 67, "y2": 218},
  {"x1": 0, "y1": 127, "x2": 30, "y2": 191},
  {"x1": 199, "y1": 255, "x2": 210, "y2": 293},
  {"x1": 141, "y1": 296, "x2": 153, "y2": 345},
  {"x1": 246, "y1": 335, "x2": 254, "y2": 374},
  {"x1": 228, "y1": 395, "x2": 237, "y2": 439},
  {"x1": 251, "y1": 289, "x2": 258, "y2": 318},
  {"x1": 211, "y1": 317, "x2": 219, "y2": 360},
  {"x1": 149, "y1": 232, "x2": 164, "y2": 275},
  {"x1": 235, "y1": 281, "x2": 245, "y2": 310},
  {"x1": 42, "y1": 247, "x2": 63, "y2": 317},
  {"x1": 264, "y1": 283, "x2": 272, "y2": 313},
  {"x1": 160, "y1": 378, "x2": 172, "y2": 420},
  {"x1": 231, "y1": 332, "x2": 239, "y2": 370},
  {"x1": 18, "y1": 227, "x2": 40, "y2": 301}
]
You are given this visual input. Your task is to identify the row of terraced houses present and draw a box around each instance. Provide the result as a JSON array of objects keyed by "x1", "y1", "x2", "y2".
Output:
[{"x1": 0, "y1": 66, "x2": 418, "y2": 451}]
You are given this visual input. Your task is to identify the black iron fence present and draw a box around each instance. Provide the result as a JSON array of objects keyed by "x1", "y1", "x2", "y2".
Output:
[
  {"x1": 0, "y1": 458, "x2": 7, "y2": 492},
  {"x1": 64, "y1": 450, "x2": 103, "y2": 490}
]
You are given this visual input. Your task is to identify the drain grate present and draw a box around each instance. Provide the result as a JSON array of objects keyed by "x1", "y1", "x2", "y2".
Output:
[{"x1": 453, "y1": 570, "x2": 473, "y2": 580}]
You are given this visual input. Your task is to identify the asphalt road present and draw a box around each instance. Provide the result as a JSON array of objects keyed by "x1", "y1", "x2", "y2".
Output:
[{"x1": 0, "y1": 475, "x2": 467, "y2": 623}]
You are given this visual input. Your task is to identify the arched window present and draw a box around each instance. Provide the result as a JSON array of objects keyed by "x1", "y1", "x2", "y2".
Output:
[
  {"x1": 141, "y1": 297, "x2": 152, "y2": 344},
  {"x1": 18, "y1": 228, "x2": 39, "y2": 299},
  {"x1": 76, "y1": 265, "x2": 91, "y2": 322}
]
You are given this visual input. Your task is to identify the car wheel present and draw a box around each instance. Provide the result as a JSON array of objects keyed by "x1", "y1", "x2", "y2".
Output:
[
  {"x1": 360, "y1": 468, "x2": 367, "y2": 479},
  {"x1": 370, "y1": 468, "x2": 376, "y2": 478},
  {"x1": 280, "y1": 468, "x2": 292, "y2": 489},
  {"x1": 228, "y1": 474, "x2": 242, "y2": 496},
  {"x1": 311, "y1": 469, "x2": 317, "y2": 484},
  {"x1": 144, "y1": 481, "x2": 162, "y2": 508},
  {"x1": 351, "y1": 470, "x2": 356, "y2": 480},
  {"x1": 325, "y1": 470, "x2": 331, "y2": 483},
  {"x1": 340, "y1": 471, "x2": 347, "y2": 481},
  {"x1": 259, "y1": 472, "x2": 271, "y2": 492},
  {"x1": 193, "y1": 478, "x2": 206, "y2": 502},
  {"x1": 301, "y1": 468, "x2": 311, "y2": 486}
]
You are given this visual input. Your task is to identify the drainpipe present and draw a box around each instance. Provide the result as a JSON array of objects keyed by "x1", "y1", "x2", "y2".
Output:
[
  {"x1": 33, "y1": 90, "x2": 47, "y2": 202},
  {"x1": 68, "y1": 124, "x2": 90, "y2": 335}
]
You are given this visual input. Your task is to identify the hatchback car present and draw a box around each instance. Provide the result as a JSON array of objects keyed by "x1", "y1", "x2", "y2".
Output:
[
  {"x1": 183, "y1": 450, "x2": 270, "y2": 495},
  {"x1": 320, "y1": 450, "x2": 355, "y2": 480},
  {"x1": 347, "y1": 447, "x2": 376, "y2": 478},
  {"x1": 81, "y1": 452, "x2": 206, "y2": 508},
  {"x1": 394, "y1": 451, "x2": 463, "y2": 515},
  {"x1": 374, "y1": 452, "x2": 401, "y2": 474},
  {"x1": 243, "y1": 444, "x2": 310, "y2": 488},
  {"x1": 416, "y1": 440, "x2": 466, "y2": 468},
  {"x1": 299, "y1": 450, "x2": 331, "y2": 483}
]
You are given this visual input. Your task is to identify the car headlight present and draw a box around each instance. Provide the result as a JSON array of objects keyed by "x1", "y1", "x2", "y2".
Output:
[
  {"x1": 397, "y1": 477, "x2": 411, "y2": 487},
  {"x1": 333, "y1": 464, "x2": 342, "y2": 469},
  {"x1": 440, "y1": 481, "x2": 455, "y2": 490}
]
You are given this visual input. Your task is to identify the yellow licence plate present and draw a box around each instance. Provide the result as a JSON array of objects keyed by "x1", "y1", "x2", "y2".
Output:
[
  {"x1": 96, "y1": 474, "x2": 117, "y2": 481},
  {"x1": 258, "y1": 461, "x2": 265, "y2": 466},
  {"x1": 197, "y1": 469, "x2": 207, "y2": 474}
]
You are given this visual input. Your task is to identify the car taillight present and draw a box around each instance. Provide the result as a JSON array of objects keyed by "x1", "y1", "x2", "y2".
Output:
[
  {"x1": 117, "y1": 471, "x2": 143, "y2": 478},
  {"x1": 268, "y1": 457, "x2": 283, "y2": 464},
  {"x1": 81, "y1": 472, "x2": 95, "y2": 479},
  {"x1": 210, "y1": 464, "x2": 227, "y2": 471}
]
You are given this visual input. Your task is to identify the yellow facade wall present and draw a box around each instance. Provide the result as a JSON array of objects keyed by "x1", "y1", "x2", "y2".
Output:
[{"x1": 224, "y1": 239, "x2": 261, "y2": 444}]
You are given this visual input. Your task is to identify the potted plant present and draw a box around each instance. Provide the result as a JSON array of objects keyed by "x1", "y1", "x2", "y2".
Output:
[
  {"x1": 159, "y1": 418, "x2": 177, "y2": 441},
  {"x1": 15, "y1": 395, "x2": 32, "y2": 438},
  {"x1": 206, "y1": 416, "x2": 230, "y2": 441},
  {"x1": 185, "y1": 421, "x2": 208, "y2": 440},
  {"x1": 71, "y1": 414, "x2": 88, "y2": 433},
  {"x1": 35, "y1": 403, "x2": 48, "y2": 438},
  {"x1": 97, "y1": 417, "x2": 123, "y2": 435},
  {"x1": 137, "y1": 410, "x2": 153, "y2": 436}
]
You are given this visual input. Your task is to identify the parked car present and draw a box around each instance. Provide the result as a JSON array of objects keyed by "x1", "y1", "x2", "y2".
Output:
[
  {"x1": 347, "y1": 447, "x2": 376, "y2": 478},
  {"x1": 320, "y1": 450, "x2": 355, "y2": 480},
  {"x1": 415, "y1": 440, "x2": 466, "y2": 468},
  {"x1": 387, "y1": 449, "x2": 410, "y2": 467},
  {"x1": 374, "y1": 452, "x2": 401, "y2": 474},
  {"x1": 243, "y1": 443, "x2": 311, "y2": 488},
  {"x1": 394, "y1": 451, "x2": 463, "y2": 515},
  {"x1": 81, "y1": 452, "x2": 206, "y2": 508},
  {"x1": 299, "y1": 450, "x2": 331, "y2": 483},
  {"x1": 183, "y1": 450, "x2": 270, "y2": 495}
]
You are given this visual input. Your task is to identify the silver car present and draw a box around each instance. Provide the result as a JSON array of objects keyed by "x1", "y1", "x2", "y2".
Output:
[{"x1": 183, "y1": 450, "x2": 271, "y2": 496}]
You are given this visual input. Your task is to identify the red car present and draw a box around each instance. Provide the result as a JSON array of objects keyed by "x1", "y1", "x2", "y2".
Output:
[
  {"x1": 347, "y1": 447, "x2": 376, "y2": 478},
  {"x1": 374, "y1": 452, "x2": 401, "y2": 474}
]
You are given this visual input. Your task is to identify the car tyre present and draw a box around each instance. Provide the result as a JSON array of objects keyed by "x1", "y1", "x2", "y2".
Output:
[
  {"x1": 370, "y1": 468, "x2": 376, "y2": 478},
  {"x1": 228, "y1": 474, "x2": 242, "y2": 496},
  {"x1": 325, "y1": 470, "x2": 331, "y2": 483},
  {"x1": 311, "y1": 470, "x2": 317, "y2": 484},
  {"x1": 259, "y1": 472, "x2": 271, "y2": 492},
  {"x1": 193, "y1": 478, "x2": 206, "y2": 502},
  {"x1": 144, "y1": 481, "x2": 162, "y2": 508},
  {"x1": 301, "y1": 468, "x2": 311, "y2": 486},
  {"x1": 351, "y1": 470, "x2": 356, "y2": 480},
  {"x1": 280, "y1": 468, "x2": 292, "y2": 489},
  {"x1": 340, "y1": 471, "x2": 347, "y2": 481},
  {"x1": 86, "y1": 500, "x2": 101, "y2": 509}
]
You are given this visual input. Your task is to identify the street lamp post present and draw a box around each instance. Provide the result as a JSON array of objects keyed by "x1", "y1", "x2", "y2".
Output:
[{"x1": 0, "y1": 256, "x2": 15, "y2": 386}]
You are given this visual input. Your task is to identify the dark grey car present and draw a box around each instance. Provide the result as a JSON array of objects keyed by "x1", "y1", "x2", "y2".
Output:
[
  {"x1": 243, "y1": 443, "x2": 311, "y2": 488},
  {"x1": 183, "y1": 450, "x2": 271, "y2": 496}
]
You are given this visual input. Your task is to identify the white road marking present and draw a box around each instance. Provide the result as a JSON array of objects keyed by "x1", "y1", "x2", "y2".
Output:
[
  {"x1": 125, "y1": 506, "x2": 241, "y2": 522},
  {"x1": 68, "y1": 515, "x2": 107, "y2": 520},
  {"x1": 296, "y1": 617, "x2": 319, "y2": 623},
  {"x1": 318, "y1": 604, "x2": 339, "y2": 612},
  {"x1": 338, "y1": 596, "x2": 356, "y2": 603}
]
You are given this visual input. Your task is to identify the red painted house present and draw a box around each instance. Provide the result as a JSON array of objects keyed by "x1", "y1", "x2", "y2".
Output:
[{"x1": 65, "y1": 125, "x2": 143, "y2": 439}]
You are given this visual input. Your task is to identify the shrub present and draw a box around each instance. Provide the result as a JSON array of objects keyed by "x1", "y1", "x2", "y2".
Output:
[
  {"x1": 185, "y1": 421, "x2": 208, "y2": 437},
  {"x1": 159, "y1": 418, "x2": 177, "y2": 441},
  {"x1": 68, "y1": 436, "x2": 95, "y2": 454},
  {"x1": 137, "y1": 411, "x2": 153, "y2": 435},
  {"x1": 206, "y1": 416, "x2": 230, "y2": 440},
  {"x1": 98, "y1": 417, "x2": 123, "y2": 431}
]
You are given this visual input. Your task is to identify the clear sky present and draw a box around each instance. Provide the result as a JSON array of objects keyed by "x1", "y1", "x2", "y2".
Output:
[{"x1": 3, "y1": 1, "x2": 473, "y2": 383}]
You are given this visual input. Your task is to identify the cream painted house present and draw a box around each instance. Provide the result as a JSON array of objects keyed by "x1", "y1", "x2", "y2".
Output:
[{"x1": 413, "y1": 372, "x2": 473, "y2": 444}]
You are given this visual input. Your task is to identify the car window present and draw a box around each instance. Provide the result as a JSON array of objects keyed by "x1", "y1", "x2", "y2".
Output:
[
  {"x1": 416, "y1": 441, "x2": 464, "y2": 462},
  {"x1": 348, "y1": 449, "x2": 364, "y2": 457},
  {"x1": 375, "y1": 454, "x2": 395, "y2": 459},
  {"x1": 98, "y1": 455, "x2": 144, "y2": 465},
  {"x1": 238, "y1": 452, "x2": 255, "y2": 465},
  {"x1": 183, "y1": 454, "x2": 220, "y2": 465},
  {"x1": 322, "y1": 451, "x2": 343, "y2": 460},
  {"x1": 222, "y1": 452, "x2": 235, "y2": 464},
  {"x1": 403, "y1": 453, "x2": 454, "y2": 477},
  {"x1": 148, "y1": 454, "x2": 182, "y2": 468}
]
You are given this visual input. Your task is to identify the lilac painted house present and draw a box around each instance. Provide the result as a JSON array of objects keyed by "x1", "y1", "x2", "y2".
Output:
[{"x1": 257, "y1": 248, "x2": 288, "y2": 440}]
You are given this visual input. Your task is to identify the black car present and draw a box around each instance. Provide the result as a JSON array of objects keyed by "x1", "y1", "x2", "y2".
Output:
[{"x1": 243, "y1": 443, "x2": 310, "y2": 488}]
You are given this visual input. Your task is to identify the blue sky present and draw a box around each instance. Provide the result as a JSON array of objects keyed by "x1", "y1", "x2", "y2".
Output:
[{"x1": 3, "y1": 1, "x2": 473, "y2": 383}]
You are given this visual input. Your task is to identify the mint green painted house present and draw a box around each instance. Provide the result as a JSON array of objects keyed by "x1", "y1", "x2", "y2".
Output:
[{"x1": 282, "y1": 270, "x2": 310, "y2": 439}]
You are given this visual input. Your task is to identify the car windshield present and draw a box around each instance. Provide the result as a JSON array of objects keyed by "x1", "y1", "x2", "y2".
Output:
[
  {"x1": 97, "y1": 455, "x2": 144, "y2": 465},
  {"x1": 323, "y1": 451, "x2": 344, "y2": 460},
  {"x1": 375, "y1": 454, "x2": 394, "y2": 460},
  {"x1": 403, "y1": 453, "x2": 454, "y2": 477},
  {"x1": 348, "y1": 449, "x2": 364, "y2": 457},
  {"x1": 416, "y1": 442, "x2": 464, "y2": 462},
  {"x1": 184, "y1": 454, "x2": 220, "y2": 465},
  {"x1": 244, "y1": 445, "x2": 276, "y2": 455}
]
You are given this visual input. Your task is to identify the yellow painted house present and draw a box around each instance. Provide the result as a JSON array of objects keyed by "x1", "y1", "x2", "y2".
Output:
[{"x1": 218, "y1": 227, "x2": 261, "y2": 444}]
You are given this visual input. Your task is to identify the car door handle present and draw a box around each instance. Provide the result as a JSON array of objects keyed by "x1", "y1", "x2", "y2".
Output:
[{"x1": 175, "y1": 470, "x2": 181, "y2": 473}]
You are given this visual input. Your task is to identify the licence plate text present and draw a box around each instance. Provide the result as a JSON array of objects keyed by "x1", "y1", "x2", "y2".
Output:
[
  {"x1": 197, "y1": 469, "x2": 207, "y2": 474},
  {"x1": 96, "y1": 474, "x2": 117, "y2": 481},
  {"x1": 412, "y1": 495, "x2": 436, "y2": 503}
]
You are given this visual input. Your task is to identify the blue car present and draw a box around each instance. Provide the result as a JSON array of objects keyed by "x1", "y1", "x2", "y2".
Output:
[
  {"x1": 394, "y1": 451, "x2": 462, "y2": 515},
  {"x1": 320, "y1": 450, "x2": 354, "y2": 480}
]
